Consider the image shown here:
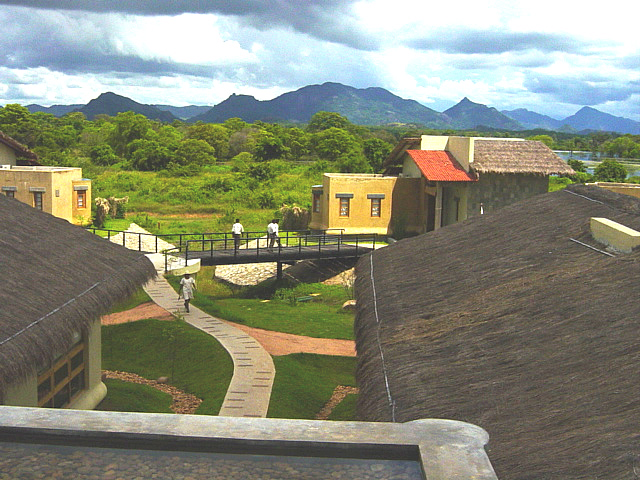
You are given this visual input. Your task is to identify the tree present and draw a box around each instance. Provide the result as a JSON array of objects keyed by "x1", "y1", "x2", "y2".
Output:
[
  {"x1": 130, "y1": 140, "x2": 175, "y2": 171},
  {"x1": 363, "y1": 138, "x2": 392, "y2": 172},
  {"x1": 311, "y1": 127, "x2": 361, "y2": 162},
  {"x1": 228, "y1": 126, "x2": 260, "y2": 158},
  {"x1": 335, "y1": 151, "x2": 372, "y2": 173},
  {"x1": 254, "y1": 132, "x2": 289, "y2": 161},
  {"x1": 186, "y1": 123, "x2": 230, "y2": 159},
  {"x1": 90, "y1": 144, "x2": 119, "y2": 166},
  {"x1": 602, "y1": 136, "x2": 640, "y2": 159},
  {"x1": 154, "y1": 125, "x2": 183, "y2": 151},
  {"x1": 306, "y1": 111, "x2": 352, "y2": 133},
  {"x1": 567, "y1": 159, "x2": 586, "y2": 173},
  {"x1": 0, "y1": 104, "x2": 39, "y2": 146},
  {"x1": 594, "y1": 159, "x2": 627, "y2": 182},
  {"x1": 527, "y1": 134, "x2": 555, "y2": 148},
  {"x1": 174, "y1": 139, "x2": 216, "y2": 166},
  {"x1": 223, "y1": 117, "x2": 248, "y2": 134},
  {"x1": 285, "y1": 127, "x2": 311, "y2": 159},
  {"x1": 108, "y1": 111, "x2": 151, "y2": 156}
]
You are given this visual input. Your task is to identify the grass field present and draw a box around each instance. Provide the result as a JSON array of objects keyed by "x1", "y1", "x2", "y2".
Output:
[
  {"x1": 166, "y1": 273, "x2": 355, "y2": 340},
  {"x1": 267, "y1": 354, "x2": 358, "y2": 419},
  {"x1": 97, "y1": 378, "x2": 173, "y2": 414},
  {"x1": 101, "y1": 318, "x2": 233, "y2": 415}
]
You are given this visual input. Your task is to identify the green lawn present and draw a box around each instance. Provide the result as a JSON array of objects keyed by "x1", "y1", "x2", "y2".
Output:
[
  {"x1": 101, "y1": 319, "x2": 233, "y2": 415},
  {"x1": 328, "y1": 393, "x2": 358, "y2": 421},
  {"x1": 267, "y1": 354, "x2": 357, "y2": 419},
  {"x1": 106, "y1": 287, "x2": 152, "y2": 314},
  {"x1": 96, "y1": 378, "x2": 173, "y2": 414},
  {"x1": 166, "y1": 273, "x2": 355, "y2": 340}
]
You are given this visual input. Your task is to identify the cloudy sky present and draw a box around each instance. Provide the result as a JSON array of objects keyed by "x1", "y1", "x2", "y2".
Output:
[{"x1": 1, "y1": 0, "x2": 639, "y2": 120}]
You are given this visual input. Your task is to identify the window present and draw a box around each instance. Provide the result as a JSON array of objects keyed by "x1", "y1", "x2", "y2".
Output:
[
  {"x1": 370, "y1": 198, "x2": 381, "y2": 217},
  {"x1": 335, "y1": 194, "x2": 353, "y2": 217},
  {"x1": 339, "y1": 197, "x2": 350, "y2": 217},
  {"x1": 5, "y1": 190, "x2": 14, "y2": 198},
  {"x1": 37, "y1": 341, "x2": 85, "y2": 408},
  {"x1": 33, "y1": 191, "x2": 43, "y2": 210},
  {"x1": 367, "y1": 194, "x2": 385, "y2": 218},
  {"x1": 313, "y1": 193, "x2": 321, "y2": 213},
  {"x1": 77, "y1": 190, "x2": 86, "y2": 208}
]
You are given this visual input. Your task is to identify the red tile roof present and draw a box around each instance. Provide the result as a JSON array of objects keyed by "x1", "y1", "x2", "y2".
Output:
[{"x1": 406, "y1": 150, "x2": 476, "y2": 182}]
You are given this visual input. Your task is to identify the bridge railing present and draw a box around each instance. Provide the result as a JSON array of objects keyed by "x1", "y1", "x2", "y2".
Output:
[
  {"x1": 86, "y1": 227, "x2": 322, "y2": 253},
  {"x1": 182, "y1": 231, "x2": 378, "y2": 262}
]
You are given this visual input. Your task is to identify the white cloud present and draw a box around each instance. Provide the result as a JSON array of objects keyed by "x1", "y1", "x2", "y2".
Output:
[{"x1": 113, "y1": 14, "x2": 258, "y2": 65}]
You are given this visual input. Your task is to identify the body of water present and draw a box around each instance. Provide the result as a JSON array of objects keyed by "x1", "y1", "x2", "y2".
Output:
[{"x1": 554, "y1": 151, "x2": 640, "y2": 178}]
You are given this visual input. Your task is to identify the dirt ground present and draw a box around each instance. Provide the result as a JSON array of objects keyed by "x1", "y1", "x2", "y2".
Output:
[{"x1": 100, "y1": 302, "x2": 356, "y2": 357}]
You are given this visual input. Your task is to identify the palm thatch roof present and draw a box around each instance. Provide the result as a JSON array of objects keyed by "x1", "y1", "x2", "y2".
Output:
[
  {"x1": 0, "y1": 130, "x2": 39, "y2": 164},
  {"x1": 0, "y1": 194, "x2": 155, "y2": 396},
  {"x1": 354, "y1": 184, "x2": 640, "y2": 480},
  {"x1": 472, "y1": 139, "x2": 573, "y2": 175}
]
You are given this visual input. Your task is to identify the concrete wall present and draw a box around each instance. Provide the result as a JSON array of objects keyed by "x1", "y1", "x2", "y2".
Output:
[
  {"x1": 467, "y1": 173, "x2": 549, "y2": 217},
  {"x1": 589, "y1": 182, "x2": 640, "y2": 199},
  {"x1": 310, "y1": 174, "x2": 399, "y2": 235},
  {"x1": 2, "y1": 319, "x2": 106, "y2": 410},
  {"x1": 389, "y1": 176, "x2": 422, "y2": 236},
  {"x1": 445, "y1": 136, "x2": 473, "y2": 171},
  {"x1": 0, "y1": 143, "x2": 17, "y2": 165},
  {"x1": 441, "y1": 183, "x2": 470, "y2": 227},
  {"x1": 0, "y1": 166, "x2": 91, "y2": 225},
  {"x1": 402, "y1": 156, "x2": 423, "y2": 178}
]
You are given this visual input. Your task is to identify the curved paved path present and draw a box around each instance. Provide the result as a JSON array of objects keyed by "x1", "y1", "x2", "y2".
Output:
[{"x1": 142, "y1": 253, "x2": 275, "y2": 418}]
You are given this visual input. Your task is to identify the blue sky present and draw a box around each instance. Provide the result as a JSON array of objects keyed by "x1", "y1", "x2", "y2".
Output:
[{"x1": 1, "y1": 0, "x2": 639, "y2": 120}]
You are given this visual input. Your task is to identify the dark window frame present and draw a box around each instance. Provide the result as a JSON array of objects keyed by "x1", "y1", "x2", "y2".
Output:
[{"x1": 37, "y1": 341, "x2": 85, "y2": 408}]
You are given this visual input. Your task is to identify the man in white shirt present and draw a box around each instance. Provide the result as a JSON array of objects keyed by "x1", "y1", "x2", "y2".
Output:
[
  {"x1": 179, "y1": 273, "x2": 197, "y2": 313},
  {"x1": 231, "y1": 218, "x2": 244, "y2": 250},
  {"x1": 267, "y1": 219, "x2": 281, "y2": 251}
]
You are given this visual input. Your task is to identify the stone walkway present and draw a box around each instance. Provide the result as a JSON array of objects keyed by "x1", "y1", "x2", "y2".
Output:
[
  {"x1": 143, "y1": 254, "x2": 275, "y2": 418},
  {"x1": 107, "y1": 225, "x2": 275, "y2": 418}
]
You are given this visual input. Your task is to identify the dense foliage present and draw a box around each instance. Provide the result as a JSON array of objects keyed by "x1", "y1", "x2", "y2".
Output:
[{"x1": 2, "y1": 103, "x2": 640, "y2": 226}]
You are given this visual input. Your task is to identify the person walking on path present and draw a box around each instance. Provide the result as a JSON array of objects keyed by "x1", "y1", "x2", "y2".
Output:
[
  {"x1": 178, "y1": 273, "x2": 197, "y2": 313},
  {"x1": 267, "y1": 219, "x2": 281, "y2": 251},
  {"x1": 231, "y1": 218, "x2": 244, "y2": 250}
]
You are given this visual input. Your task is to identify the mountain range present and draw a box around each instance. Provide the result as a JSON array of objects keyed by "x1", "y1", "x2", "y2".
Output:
[{"x1": 23, "y1": 82, "x2": 640, "y2": 135}]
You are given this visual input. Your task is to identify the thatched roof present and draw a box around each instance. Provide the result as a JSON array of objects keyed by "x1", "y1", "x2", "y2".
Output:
[
  {"x1": 354, "y1": 184, "x2": 640, "y2": 480},
  {"x1": 472, "y1": 139, "x2": 573, "y2": 175},
  {"x1": 0, "y1": 194, "x2": 155, "y2": 396},
  {"x1": 0, "y1": 130, "x2": 39, "y2": 164}
]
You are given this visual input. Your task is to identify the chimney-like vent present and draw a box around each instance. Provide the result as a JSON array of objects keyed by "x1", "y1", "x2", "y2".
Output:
[{"x1": 590, "y1": 217, "x2": 640, "y2": 254}]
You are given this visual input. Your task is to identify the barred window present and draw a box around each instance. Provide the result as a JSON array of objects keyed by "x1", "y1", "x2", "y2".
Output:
[
  {"x1": 37, "y1": 341, "x2": 85, "y2": 408},
  {"x1": 33, "y1": 192, "x2": 43, "y2": 210},
  {"x1": 339, "y1": 197, "x2": 350, "y2": 217},
  {"x1": 371, "y1": 198, "x2": 381, "y2": 217}
]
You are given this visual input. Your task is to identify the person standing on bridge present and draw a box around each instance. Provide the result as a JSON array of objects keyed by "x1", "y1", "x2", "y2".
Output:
[
  {"x1": 231, "y1": 218, "x2": 244, "y2": 250},
  {"x1": 267, "y1": 218, "x2": 281, "y2": 251},
  {"x1": 179, "y1": 273, "x2": 197, "y2": 313}
]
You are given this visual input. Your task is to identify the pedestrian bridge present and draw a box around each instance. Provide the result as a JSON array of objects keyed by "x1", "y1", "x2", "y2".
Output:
[
  {"x1": 88, "y1": 227, "x2": 377, "y2": 276},
  {"x1": 167, "y1": 231, "x2": 376, "y2": 276}
]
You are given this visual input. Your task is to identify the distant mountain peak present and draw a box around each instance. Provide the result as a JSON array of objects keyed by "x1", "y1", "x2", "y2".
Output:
[
  {"x1": 189, "y1": 82, "x2": 446, "y2": 126},
  {"x1": 76, "y1": 92, "x2": 177, "y2": 122}
]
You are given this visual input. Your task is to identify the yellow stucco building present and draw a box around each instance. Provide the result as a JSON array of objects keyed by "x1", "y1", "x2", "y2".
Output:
[
  {"x1": 310, "y1": 135, "x2": 574, "y2": 237},
  {"x1": 0, "y1": 131, "x2": 91, "y2": 225}
]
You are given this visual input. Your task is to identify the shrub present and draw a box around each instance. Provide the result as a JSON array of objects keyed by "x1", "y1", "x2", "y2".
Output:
[{"x1": 594, "y1": 159, "x2": 627, "y2": 182}]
